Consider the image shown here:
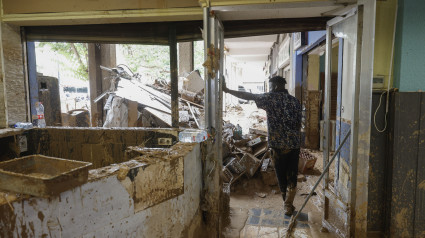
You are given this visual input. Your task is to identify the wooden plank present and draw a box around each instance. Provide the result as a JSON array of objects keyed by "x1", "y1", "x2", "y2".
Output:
[
  {"x1": 390, "y1": 92, "x2": 420, "y2": 237},
  {"x1": 88, "y1": 43, "x2": 103, "y2": 127}
]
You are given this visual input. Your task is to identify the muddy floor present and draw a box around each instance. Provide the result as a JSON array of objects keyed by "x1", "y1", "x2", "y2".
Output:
[
  {"x1": 223, "y1": 103, "x2": 337, "y2": 238},
  {"x1": 222, "y1": 172, "x2": 337, "y2": 238}
]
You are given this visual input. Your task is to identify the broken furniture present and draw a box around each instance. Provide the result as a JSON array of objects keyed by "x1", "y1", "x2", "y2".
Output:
[
  {"x1": 221, "y1": 124, "x2": 269, "y2": 186},
  {"x1": 260, "y1": 151, "x2": 278, "y2": 186},
  {"x1": 97, "y1": 65, "x2": 204, "y2": 129},
  {"x1": 221, "y1": 123, "x2": 319, "y2": 190},
  {"x1": 0, "y1": 154, "x2": 91, "y2": 197}
]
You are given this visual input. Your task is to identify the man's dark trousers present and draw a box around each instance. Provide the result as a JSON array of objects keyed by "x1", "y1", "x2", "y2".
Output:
[{"x1": 271, "y1": 148, "x2": 300, "y2": 208}]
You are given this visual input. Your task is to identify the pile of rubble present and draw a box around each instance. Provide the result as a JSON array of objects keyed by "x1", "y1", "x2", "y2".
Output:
[
  {"x1": 222, "y1": 123, "x2": 275, "y2": 190},
  {"x1": 221, "y1": 123, "x2": 319, "y2": 192},
  {"x1": 96, "y1": 65, "x2": 204, "y2": 128}
]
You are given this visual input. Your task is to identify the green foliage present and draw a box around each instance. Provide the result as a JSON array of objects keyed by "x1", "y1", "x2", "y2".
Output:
[
  {"x1": 37, "y1": 42, "x2": 88, "y2": 81},
  {"x1": 36, "y1": 42, "x2": 204, "y2": 83},
  {"x1": 118, "y1": 44, "x2": 170, "y2": 82}
]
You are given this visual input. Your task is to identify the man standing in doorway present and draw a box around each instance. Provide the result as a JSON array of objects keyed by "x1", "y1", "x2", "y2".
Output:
[{"x1": 223, "y1": 76, "x2": 302, "y2": 216}]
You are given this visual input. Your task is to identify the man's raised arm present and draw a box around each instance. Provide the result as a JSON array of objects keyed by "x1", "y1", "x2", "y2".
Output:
[{"x1": 222, "y1": 80, "x2": 260, "y2": 101}]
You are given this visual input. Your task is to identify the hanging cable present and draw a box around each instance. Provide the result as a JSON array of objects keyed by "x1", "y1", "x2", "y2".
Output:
[
  {"x1": 373, "y1": 4, "x2": 398, "y2": 133},
  {"x1": 373, "y1": 91, "x2": 388, "y2": 132}
]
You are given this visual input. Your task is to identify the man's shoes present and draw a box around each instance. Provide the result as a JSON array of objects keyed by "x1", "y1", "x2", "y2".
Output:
[
  {"x1": 284, "y1": 187, "x2": 296, "y2": 216},
  {"x1": 284, "y1": 205, "x2": 295, "y2": 216}
]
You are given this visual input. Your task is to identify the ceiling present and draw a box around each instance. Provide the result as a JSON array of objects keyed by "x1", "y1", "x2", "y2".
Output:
[
  {"x1": 219, "y1": 1, "x2": 356, "y2": 64},
  {"x1": 224, "y1": 35, "x2": 277, "y2": 63},
  {"x1": 214, "y1": 1, "x2": 356, "y2": 21}
]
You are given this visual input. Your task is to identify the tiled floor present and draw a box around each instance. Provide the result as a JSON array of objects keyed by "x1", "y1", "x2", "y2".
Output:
[{"x1": 240, "y1": 208, "x2": 311, "y2": 238}]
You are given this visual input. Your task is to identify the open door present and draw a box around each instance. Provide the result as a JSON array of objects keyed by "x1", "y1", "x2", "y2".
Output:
[
  {"x1": 322, "y1": 6, "x2": 363, "y2": 237},
  {"x1": 202, "y1": 7, "x2": 225, "y2": 235}
]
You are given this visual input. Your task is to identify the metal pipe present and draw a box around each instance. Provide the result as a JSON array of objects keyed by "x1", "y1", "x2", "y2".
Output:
[
  {"x1": 349, "y1": 6, "x2": 364, "y2": 236},
  {"x1": 323, "y1": 24, "x2": 332, "y2": 206},
  {"x1": 186, "y1": 101, "x2": 200, "y2": 128},
  {"x1": 285, "y1": 129, "x2": 352, "y2": 237},
  {"x1": 169, "y1": 24, "x2": 179, "y2": 128},
  {"x1": 203, "y1": 7, "x2": 212, "y2": 131}
]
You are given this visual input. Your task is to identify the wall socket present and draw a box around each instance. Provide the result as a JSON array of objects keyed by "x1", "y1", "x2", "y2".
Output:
[
  {"x1": 158, "y1": 138, "x2": 172, "y2": 146},
  {"x1": 373, "y1": 76, "x2": 385, "y2": 89}
]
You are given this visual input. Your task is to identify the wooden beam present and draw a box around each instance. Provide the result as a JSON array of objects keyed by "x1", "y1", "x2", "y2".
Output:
[
  {"x1": 2, "y1": 0, "x2": 200, "y2": 14},
  {"x1": 88, "y1": 43, "x2": 103, "y2": 127},
  {"x1": 2, "y1": 7, "x2": 203, "y2": 26},
  {"x1": 24, "y1": 17, "x2": 330, "y2": 44}
]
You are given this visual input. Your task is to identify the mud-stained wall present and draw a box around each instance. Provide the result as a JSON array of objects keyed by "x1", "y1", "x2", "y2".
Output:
[
  {"x1": 28, "y1": 127, "x2": 178, "y2": 169},
  {"x1": 0, "y1": 143, "x2": 203, "y2": 238},
  {"x1": 367, "y1": 92, "x2": 390, "y2": 234},
  {"x1": 0, "y1": 23, "x2": 27, "y2": 127},
  {"x1": 389, "y1": 92, "x2": 425, "y2": 237}
]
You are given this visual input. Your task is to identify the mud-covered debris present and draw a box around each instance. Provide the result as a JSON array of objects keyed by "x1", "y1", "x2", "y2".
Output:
[
  {"x1": 117, "y1": 165, "x2": 130, "y2": 180},
  {"x1": 226, "y1": 157, "x2": 246, "y2": 174},
  {"x1": 261, "y1": 158, "x2": 271, "y2": 172},
  {"x1": 298, "y1": 149, "x2": 318, "y2": 174},
  {"x1": 297, "y1": 174, "x2": 307, "y2": 182},
  {"x1": 249, "y1": 127, "x2": 267, "y2": 136},
  {"x1": 99, "y1": 65, "x2": 204, "y2": 129},
  {"x1": 255, "y1": 192, "x2": 267, "y2": 198},
  {"x1": 222, "y1": 167, "x2": 234, "y2": 183},
  {"x1": 240, "y1": 153, "x2": 261, "y2": 177},
  {"x1": 252, "y1": 141, "x2": 268, "y2": 157},
  {"x1": 247, "y1": 137, "x2": 262, "y2": 147}
]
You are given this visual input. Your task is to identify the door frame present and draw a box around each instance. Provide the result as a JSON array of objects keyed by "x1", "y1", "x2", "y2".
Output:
[
  {"x1": 322, "y1": 1, "x2": 376, "y2": 236},
  {"x1": 202, "y1": 6, "x2": 225, "y2": 235}
]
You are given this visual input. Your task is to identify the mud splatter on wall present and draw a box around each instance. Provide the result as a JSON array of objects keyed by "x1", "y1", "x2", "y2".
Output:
[{"x1": 0, "y1": 143, "x2": 202, "y2": 238}]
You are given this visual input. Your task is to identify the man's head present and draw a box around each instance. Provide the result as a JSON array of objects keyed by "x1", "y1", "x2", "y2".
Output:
[{"x1": 269, "y1": 76, "x2": 287, "y2": 92}]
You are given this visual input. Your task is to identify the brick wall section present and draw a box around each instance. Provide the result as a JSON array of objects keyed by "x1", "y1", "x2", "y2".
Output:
[{"x1": 1, "y1": 23, "x2": 27, "y2": 126}]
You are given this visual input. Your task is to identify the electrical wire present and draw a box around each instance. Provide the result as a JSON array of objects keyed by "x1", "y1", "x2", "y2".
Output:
[
  {"x1": 373, "y1": 4, "x2": 397, "y2": 133},
  {"x1": 373, "y1": 91, "x2": 388, "y2": 132}
]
